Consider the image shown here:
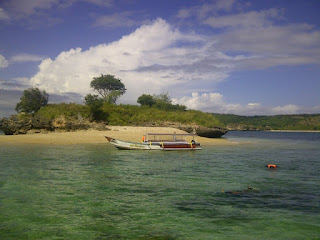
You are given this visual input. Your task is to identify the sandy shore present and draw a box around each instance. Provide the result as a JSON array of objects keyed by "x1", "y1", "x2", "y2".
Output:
[{"x1": 0, "y1": 126, "x2": 234, "y2": 145}]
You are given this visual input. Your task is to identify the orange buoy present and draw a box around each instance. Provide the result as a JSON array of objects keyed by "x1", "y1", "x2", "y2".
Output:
[{"x1": 266, "y1": 164, "x2": 278, "y2": 169}]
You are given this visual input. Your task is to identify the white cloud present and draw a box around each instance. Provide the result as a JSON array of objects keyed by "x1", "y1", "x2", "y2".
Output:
[
  {"x1": 0, "y1": 54, "x2": 9, "y2": 68},
  {"x1": 178, "y1": 2, "x2": 320, "y2": 69},
  {"x1": 10, "y1": 53, "x2": 45, "y2": 63},
  {"x1": 204, "y1": 9, "x2": 283, "y2": 28},
  {"x1": 30, "y1": 18, "x2": 230, "y2": 102},
  {"x1": 172, "y1": 92, "x2": 320, "y2": 116},
  {"x1": 173, "y1": 92, "x2": 242, "y2": 114},
  {"x1": 214, "y1": 23, "x2": 320, "y2": 69},
  {"x1": 271, "y1": 104, "x2": 300, "y2": 115}
]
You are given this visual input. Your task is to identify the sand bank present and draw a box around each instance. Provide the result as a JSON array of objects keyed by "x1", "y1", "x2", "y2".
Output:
[{"x1": 0, "y1": 126, "x2": 234, "y2": 145}]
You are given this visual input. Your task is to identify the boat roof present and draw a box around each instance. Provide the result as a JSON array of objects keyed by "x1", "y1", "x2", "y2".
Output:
[{"x1": 146, "y1": 133, "x2": 197, "y2": 136}]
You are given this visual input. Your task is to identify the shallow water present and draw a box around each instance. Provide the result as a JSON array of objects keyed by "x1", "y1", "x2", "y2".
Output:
[{"x1": 1, "y1": 132, "x2": 319, "y2": 239}]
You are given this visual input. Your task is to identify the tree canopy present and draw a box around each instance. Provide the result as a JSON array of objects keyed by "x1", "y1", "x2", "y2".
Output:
[
  {"x1": 90, "y1": 74, "x2": 126, "y2": 104},
  {"x1": 137, "y1": 94, "x2": 156, "y2": 107},
  {"x1": 84, "y1": 94, "x2": 105, "y2": 120},
  {"x1": 15, "y1": 88, "x2": 49, "y2": 114},
  {"x1": 137, "y1": 92, "x2": 187, "y2": 111}
]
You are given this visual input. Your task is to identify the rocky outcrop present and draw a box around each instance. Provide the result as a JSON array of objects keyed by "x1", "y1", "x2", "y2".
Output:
[
  {"x1": 134, "y1": 121, "x2": 228, "y2": 138},
  {"x1": 0, "y1": 115, "x2": 32, "y2": 135},
  {"x1": 136, "y1": 121, "x2": 228, "y2": 138},
  {"x1": 193, "y1": 126, "x2": 228, "y2": 138},
  {"x1": 179, "y1": 125, "x2": 228, "y2": 138},
  {"x1": 0, "y1": 114, "x2": 109, "y2": 135}
]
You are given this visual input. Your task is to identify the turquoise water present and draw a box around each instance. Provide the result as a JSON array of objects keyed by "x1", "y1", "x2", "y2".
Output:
[{"x1": 0, "y1": 132, "x2": 319, "y2": 239}]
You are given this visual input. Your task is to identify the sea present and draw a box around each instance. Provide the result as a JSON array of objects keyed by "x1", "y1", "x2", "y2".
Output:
[{"x1": 0, "y1": 131, "x2": 319, "y2": 239}]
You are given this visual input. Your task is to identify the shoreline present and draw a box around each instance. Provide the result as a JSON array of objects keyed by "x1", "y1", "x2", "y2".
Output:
[
  {"x1": 0, "y1": 126, "x2": 235, "y2": 145},
  {"x1": 266, "y1": 130, "x2": 320, "y2": 133}
]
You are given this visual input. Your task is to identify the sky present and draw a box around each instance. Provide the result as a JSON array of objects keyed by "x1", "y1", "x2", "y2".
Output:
[{"x1": 0, "y1": 0, "x2": 320, "y2": 118}]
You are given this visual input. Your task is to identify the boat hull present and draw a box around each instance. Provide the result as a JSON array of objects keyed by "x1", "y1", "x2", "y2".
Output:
[{"x1": 105, "y1": 137, "x2": 201, "y2": 150}]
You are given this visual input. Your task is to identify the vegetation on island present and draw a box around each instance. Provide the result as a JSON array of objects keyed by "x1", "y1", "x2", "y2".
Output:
[
  {"x1": 1, "y1": 73, "x2": 320, "y2": 135},
  {"x1": 34, "y1": 101, "x2": 221, "y2": 128}
]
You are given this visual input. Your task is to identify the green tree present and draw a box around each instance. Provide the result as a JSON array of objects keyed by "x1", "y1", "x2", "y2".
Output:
[
  {"x1": 153, "y1": 92, "x2": 186, "y2": 111},
  {"x1": 15, "y1": 88, "x2": 49, "y2": 113},
  {"x1": 137, "y1": 92, "x2": 187, "y2": 111},
  {"x1": 137, "y1": 94, "x2": 156, "y2": 107},
  {"x1": 90, "y1": 74, "x2": 126, "y2": 104},
  {"x1": 84, "y1": 94, "x2": 104, "y2": 119},
  {"x1": 154, "y1": 92, "x2": 171, "y2": 104}
]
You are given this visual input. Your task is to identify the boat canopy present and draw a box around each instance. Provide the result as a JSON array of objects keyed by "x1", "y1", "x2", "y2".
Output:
[{"x1": 144, "y1": 132, "x2": 197, "y2": 142}]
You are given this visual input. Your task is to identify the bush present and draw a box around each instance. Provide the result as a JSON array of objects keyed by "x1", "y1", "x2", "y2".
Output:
[{"x1": 36, "y1": 103, "x2": 90, "y2": 120}]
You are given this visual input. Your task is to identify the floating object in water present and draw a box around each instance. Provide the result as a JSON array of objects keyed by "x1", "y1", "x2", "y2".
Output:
[{"x1": 266, "y1": 164, "x2": 278, "y2": 169}]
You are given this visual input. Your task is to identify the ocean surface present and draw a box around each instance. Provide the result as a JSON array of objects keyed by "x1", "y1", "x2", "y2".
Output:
[{"x1": 0, "y1": 131, "x2": 319, "y2": 239}]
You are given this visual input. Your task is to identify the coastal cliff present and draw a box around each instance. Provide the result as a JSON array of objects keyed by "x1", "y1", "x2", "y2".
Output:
[{"x1": 0, "y1": 114, "x2": 109, "y2": 135}]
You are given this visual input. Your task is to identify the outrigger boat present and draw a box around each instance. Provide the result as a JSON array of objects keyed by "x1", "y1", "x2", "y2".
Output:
[{"x1": 105, "y1": 132, "x2": 202, "y2": 150}]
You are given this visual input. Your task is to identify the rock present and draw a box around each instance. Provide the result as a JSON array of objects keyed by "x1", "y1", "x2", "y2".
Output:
[
  {"x1": 195, "y1": 126, "x2": 228, "y2": 138},
  {"x1": 178, "y1": 124, "x2": 228, "y2": 138},
  {"x1": 0, "y1": 114, "x2": 32, "y2": 135}
]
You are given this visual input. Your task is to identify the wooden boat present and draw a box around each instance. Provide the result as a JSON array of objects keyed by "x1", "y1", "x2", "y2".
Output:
[{"x1": 105, "y1": 132, "x2": 202, "y2": 150}]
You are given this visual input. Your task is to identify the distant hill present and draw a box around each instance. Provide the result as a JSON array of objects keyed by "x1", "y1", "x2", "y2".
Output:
[{"x1": 213, "y1": 114, "x2": 320, "y2": 131}]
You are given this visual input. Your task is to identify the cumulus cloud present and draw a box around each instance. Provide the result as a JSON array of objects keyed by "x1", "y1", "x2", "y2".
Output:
[
  {"x1": 0, "y1": 54, "x2": 9, "y2": 68},
  {"x1": 172, "y1": 92, "x2": 245, "y2": 114},
  {"x1": 172, "y1": 92, "x2": 320, "y2": 116},
  {"x1": 30, "y1": 18, "x2": 231, "y2": 102},
  {"x1": 271, "y1": 104, "x2": 300, "y2": 115}
]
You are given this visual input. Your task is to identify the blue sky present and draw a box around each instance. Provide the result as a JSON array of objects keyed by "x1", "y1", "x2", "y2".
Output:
[{"x1": 1, "y1": 0, "x2": 320, "y2": 118}]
